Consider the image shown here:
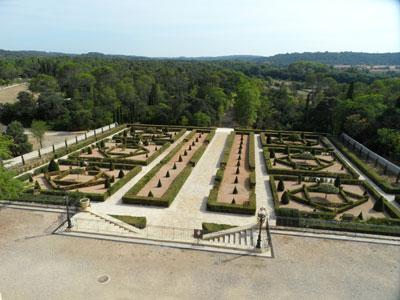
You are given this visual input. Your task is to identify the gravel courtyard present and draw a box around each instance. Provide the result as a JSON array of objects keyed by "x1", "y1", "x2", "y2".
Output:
[{"x1": 1, "y1": 208, "x2": 399, "y2": 300}]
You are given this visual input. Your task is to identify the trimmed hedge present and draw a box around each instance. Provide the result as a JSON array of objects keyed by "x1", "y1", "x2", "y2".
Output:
[
  {"x1": 190, "y1": 129, "x2": 216, "y2": 166},
  {"x1": 220, "y1": 131, "x2": 235, "y2": 169},
  {"x1": 10, "y1": 193, "x2": 72, "y2": 206},
  {"x1": 123, "y1": 130, "x2": 209, "y2": 207},
  {"x1": 263, "y1": 146, "x2": 358, "y2": 179},
  {"x1": 107, "y1": 166, "x2": 141, "y2": 196},
  {"x1": 248, "y1": 132, "x2": 255, "y2": 170},
  {"x1": 330, "y1": 136, "x2": 400, "y2": 194},
  {"x1": 11, "y1": 125, "x2": 126, "y2": 176},
  {"x1": 109, "y1": 215, "x2": 147, "y2": 229},
  {"x1": 202, "y1": 222, "x2": 236, "y2": 234}
]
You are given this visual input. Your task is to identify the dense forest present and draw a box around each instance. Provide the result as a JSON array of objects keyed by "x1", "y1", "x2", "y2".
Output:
[
  {"x1": 1, "y1": 49, "x2": 399, "y2": 65},
  {"x1": 0, "y1": 54, "x2": 399, "y2": 162}
]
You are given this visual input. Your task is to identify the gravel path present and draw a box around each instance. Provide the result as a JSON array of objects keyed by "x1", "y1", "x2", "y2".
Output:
[{"x1": 254, "y1": 134, "x2": 276, "y2": 221}]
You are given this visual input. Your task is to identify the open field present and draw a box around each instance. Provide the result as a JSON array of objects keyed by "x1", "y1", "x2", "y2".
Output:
[
  {"x1": 0, "y1": 83, "x2": 29, "y2": 103},
  {"x1": 0, "y1": 208, "x2": 399, "y2": 299}
]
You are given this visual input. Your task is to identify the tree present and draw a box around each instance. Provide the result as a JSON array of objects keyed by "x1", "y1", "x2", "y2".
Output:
[
  {"x1": 31, "y1": 120, "x2": 48, "y2": 148},
  {"x1": 234, "y1": 80, "x2": 261, "y2": 127},
  {"x1": 5, "y1": 121, "x2": 32, "y2": 156},
  {"x1": 0, "y1": 166, "x2": 25, "y2": 199},
  {"x1": 193, "y1": 112, "x2": 211, "y2": 127},
  {"x1": 0, "y1": 134, "x2": 12, "y2": 160}
]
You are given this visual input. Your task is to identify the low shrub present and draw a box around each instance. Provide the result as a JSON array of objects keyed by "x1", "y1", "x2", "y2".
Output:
[
  {"x1": 109, "y1": 215, "x2": 147, "y2": 229},
  {"x1": 202, "y1": 222, "x2": 236, "y2": 234}
]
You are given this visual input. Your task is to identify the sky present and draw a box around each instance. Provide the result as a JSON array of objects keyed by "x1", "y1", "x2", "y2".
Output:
[{"x1": 0, "y1": 0, "x2": 399, "y2": 57}]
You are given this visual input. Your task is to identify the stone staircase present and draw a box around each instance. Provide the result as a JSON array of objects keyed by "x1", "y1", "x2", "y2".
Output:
[
  {"x1": 202, "y1": 224, "x2": 269, "y2": 250},
  {"x1": 71, "y1": 211, "x2": 143, "y2": 236}
]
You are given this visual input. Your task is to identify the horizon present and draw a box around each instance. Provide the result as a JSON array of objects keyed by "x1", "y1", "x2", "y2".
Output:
[{"x1": 0, "y1": 0, "x2": 399, "y2": 57}]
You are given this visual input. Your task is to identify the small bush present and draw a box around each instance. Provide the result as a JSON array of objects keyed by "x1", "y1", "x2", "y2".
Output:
[
  {"x1": 281, "y1": 191, "x2": 289, "y2": 204},
  {"x1": 48, "y1": 159, "x2": 59, "y2": 172},
  {"x1": 277, "y1": 179, "x2": 285, "y2": 192},
  {"x1": 118, "y1": 170, "x2": 125, "y2": 178}
]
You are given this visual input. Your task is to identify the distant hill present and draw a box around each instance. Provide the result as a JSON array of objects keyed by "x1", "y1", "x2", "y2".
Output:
[
  {"x1": 265, "y1": 52, "x2": 400, "y2": 66},
  {"x1": 0, "y1": 49, "x2": 399, "y2": 65}
]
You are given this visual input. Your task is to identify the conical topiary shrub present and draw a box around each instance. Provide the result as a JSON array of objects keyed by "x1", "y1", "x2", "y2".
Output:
[
  {"x1": 238, "y1": 155, "x2": 241, "y2": 161},
  {"x1": 184, "y1": 150, "x2": 187, "y2": 156},
  {"x1": 373, "y1": 197, "x2": 384, "y2": 212},
  {"x1": 196, "y1": 138, "x2": 199, "y2": 143},
  {"x1": 34, "y1": 180, "x2": 40, "y2": 190},
  {"x1": 277, "y1": 179, "x2": 285, "y2": 192},
  {"x1": 236, "y1": 167, "x2": 240, "y2": 174},
  {"x1": 155, "y1": 146, "x2": 158, "y2": 151},
  {"x1": 148, "y1": 190, "x2": 154, "y2": 197},
  {"x1": 157, "y1": 179, "x2": 162, "y2": 188},
  {"x1": 146, "y1": 153, "x2": 148, "y2": 158},
  {"x1": 118, "y1": 170, "x2": 125, "y2": 178},
  {"x1": 236, "y1": 161, "x2": 240, "y2": 167},
  {"x1": 173, "y1": 162, "x2": 177, "y2": 170},
  {"x1": 233, "y1": 186, "x2": 238, "y2": 194},
  {"x1": 234, "y1": 176, "x2": 239, "y2": 184},
  {"x1": 48, "y1": 159, "x2": 60, "y2": 172},
  {"x1": 166, "y1": 170, "x2": 170, "y2": 178},
  {"x1": 189, "y1": 145, "x2": 192, "y2": 151},
  {"x1": 281, "y1": 191, "x2": 289, "y2": 204},
  {"x1": 178, "y1": 155, "x2": 183, "y2": 162},
  {"x1": 104, "y1": 178, "x2": 110, "y2": 189},
  {"x1": 358, "y1": 212, "x2": 363, "y2": 220},
  {"x1": 270, "y1": 150, "x2": 275, "y2": 158},
  {"x1": 334, "y1": 176, "x2": 341, "y2": 188},
  {"x1": 232, "y1": 198, "x2": 236, "y2": 204},
  {"x1": 192, "y1": 141, "x2": 195, "y2": 146}
]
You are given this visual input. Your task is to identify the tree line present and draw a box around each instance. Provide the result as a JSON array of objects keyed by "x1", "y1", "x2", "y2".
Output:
[{"x1": 0, "y1": 57, "x2": 399, "y2": 162}]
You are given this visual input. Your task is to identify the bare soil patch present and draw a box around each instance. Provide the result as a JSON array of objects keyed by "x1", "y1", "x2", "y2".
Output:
[
  {"x1": 138, "y1": 132, "x2": 208, "y2": 198},
  {"x1": 217, "y1": 134, "x2": 251, "y2": 205}
]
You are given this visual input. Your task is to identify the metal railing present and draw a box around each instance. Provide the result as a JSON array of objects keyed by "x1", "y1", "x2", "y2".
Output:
[
  {"x1": 3, "y1": 123, "x2": 117, "y2": 169},
  {"x1": 72, "y1": 217, "x2": 198, "y2": 243},
  {"x1": 341, "y1": 133, "x2": 400, "y2": 175},
  {"x1": 275, "y1": 216, "x2": 400, "y2": 237}
]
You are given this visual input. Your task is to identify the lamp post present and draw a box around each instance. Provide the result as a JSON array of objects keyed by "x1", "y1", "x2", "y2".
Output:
[
  {"x1": 65, "y1": 196, "x2": 73, "y2": 230},
  {"x1": 256, "y1": 207, "x2": 267, "y2": 249}
]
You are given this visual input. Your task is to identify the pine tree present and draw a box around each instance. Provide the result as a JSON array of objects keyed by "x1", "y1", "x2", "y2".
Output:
[
  {"x1": 148, "y1": 190, "x2": 154, "y2": 197},
  {"x1": 118, "y1": 170, "x2": 124, "y2": 178},
  {"x1": 173, "y1": 163, "x2": 177, "y2": 170},
  {"x1": 157, "y1": 179, "x2": 162, "y2": 188},
  {"x1": 166, "y1": 170, "x2": 170, "y2": 178},
  {"x1": 234, "y1": 176, "x2": 239, "y2": 184},
  {"x1": 178, "y1": 155, "x2": 183, "y2": 162}
]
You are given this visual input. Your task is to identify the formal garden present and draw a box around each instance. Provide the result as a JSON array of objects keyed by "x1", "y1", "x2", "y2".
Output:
[
  {"x1": 122, "y1": 129, "x2": 215, "y2": 207},
  {"x1": 207, "y1": 131, "x2": 256, "y2": 215},
  {"x1": 262, "y1": 130, "x2": 400, "y2": 236}
]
